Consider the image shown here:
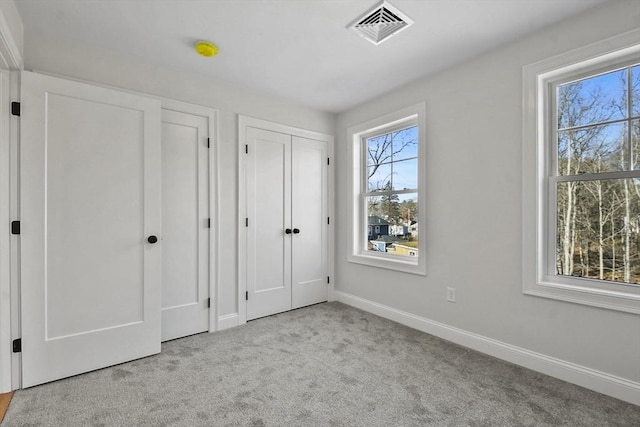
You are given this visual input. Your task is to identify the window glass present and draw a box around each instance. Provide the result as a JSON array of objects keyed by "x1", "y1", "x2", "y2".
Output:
[
  {"x1": 553, "y1": 63, "x2": 640, "y2": 286},
  {"x1": 556, "y1": 179, "x2": 640, "y2": 284},
  {"x1": 364, "y1": 125, "x2": 419, "y2": 258}
]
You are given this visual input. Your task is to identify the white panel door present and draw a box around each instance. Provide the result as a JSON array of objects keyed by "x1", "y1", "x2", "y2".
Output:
[
  {"x1": 161, "y1": 109, "x2": 209, "y2": 341},
  {"x1": 291, "y1": 136, "x2": 328, "y2": 309},
  {"x1": 246, "y1": 127, "x2": 292, "y2": 320},
  {"x1": 20, "y1": 71, "x2": 161, "y2": 387}
]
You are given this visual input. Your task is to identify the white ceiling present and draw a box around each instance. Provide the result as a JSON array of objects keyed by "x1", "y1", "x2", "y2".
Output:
[{"x1": 14, "y1": 0, "x2": 609, "y2": 113}]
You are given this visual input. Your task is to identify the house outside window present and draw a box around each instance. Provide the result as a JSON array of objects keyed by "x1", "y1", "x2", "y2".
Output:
[
  {"x1": 348, "y1": 103, "x2": 426, "y2": 275},
  {"x1": 523, "y1": 30, "x2": 640, "y2": 313}
]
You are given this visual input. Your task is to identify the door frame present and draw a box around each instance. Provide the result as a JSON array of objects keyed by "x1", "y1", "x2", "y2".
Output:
[
  {"x1": 238, "y1": 115, "x2": 334, "y2": 325},
  {"x1": 0, "y1": 5, "x2": 22, "y2": 393}
]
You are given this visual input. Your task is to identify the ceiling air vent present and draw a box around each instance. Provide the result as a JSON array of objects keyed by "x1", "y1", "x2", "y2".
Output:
[{"x1": 349, "y1": 1, "x2": 414, "y2": 45}]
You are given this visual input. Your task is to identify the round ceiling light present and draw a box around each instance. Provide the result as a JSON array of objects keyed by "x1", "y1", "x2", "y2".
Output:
[{"x1": 195, "y1": 41, "x2": 219, "y2": 57}]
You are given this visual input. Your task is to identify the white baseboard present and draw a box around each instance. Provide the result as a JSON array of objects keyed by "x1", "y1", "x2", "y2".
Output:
[
  {"x1": 218, "y1": 313, "x2": 239, "y2": 331},
  {"x1": 334, "y1": 291, "x2": 640, "y2": 405}
]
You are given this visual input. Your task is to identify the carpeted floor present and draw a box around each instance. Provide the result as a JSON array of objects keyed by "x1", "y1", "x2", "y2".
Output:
[{"x1": 2, "y1": 302, "x2": 639, "y2": 426}]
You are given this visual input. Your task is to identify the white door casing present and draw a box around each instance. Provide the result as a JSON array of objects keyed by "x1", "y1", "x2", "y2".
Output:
[
  {"x1": 20, "y1": 71, "x2": 162, "y2": 387},
  {"x1": 161, "y1": 109, "x2": 210, "y2": 341}
]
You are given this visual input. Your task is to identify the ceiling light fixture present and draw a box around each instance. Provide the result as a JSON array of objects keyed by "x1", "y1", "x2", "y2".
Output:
[
  {"x1": 195, "y1": 41, "x2": 219, "y2": 57},
  {"x1": 348, "y1": 0, "x2": 413, "y2": 45}
]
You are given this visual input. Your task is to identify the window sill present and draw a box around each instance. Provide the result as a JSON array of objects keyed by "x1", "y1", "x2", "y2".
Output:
[
  {"x1": 348, "y1": 252, "x2": 426, "y2": 276},
  {"x1": 524, "y1": 279, "x2": 640, "y2": 314}
]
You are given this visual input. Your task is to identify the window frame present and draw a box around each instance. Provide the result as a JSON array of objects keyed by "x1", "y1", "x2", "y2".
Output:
[
  {"x1": 348, "y1": 102, "x2": 426, "y2": 275},
  {"x1": 522, "y1": 29, "x2": 640, "y2": 314}
]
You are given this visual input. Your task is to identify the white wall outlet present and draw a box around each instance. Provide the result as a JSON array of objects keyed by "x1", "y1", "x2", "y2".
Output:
[{"x1": 447, "y1": 287, "x2": 456, "y2": 303}]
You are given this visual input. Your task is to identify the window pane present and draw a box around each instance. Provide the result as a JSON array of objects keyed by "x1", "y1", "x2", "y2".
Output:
[
  {"x1": 391, "y1": 126, "x2": 418, "y2": 161},
  {"x1": 558, "y1": 122, "x2": 626, "y2": 175},
  {"x1": 632, "y1": 65, "x2": 640, "y2": 117},
  {"x1": 392, "y1": 158, "x2": 418, "y2": 190},
  {"x1": 366, "y1": 193, "x2": 418, "y2": 257},
  {"x1": 367, "y1": 133, "x2": 392, "y2": 167},
  {"x1": 557, "y1": 69, "x2": 627, "y2": 129},
  {"x1": 367, "y1": 163, "x2": 391, "y2": 191},
  {"x1": 556, "y1": 179, "x2": 640, "y2": 284}
]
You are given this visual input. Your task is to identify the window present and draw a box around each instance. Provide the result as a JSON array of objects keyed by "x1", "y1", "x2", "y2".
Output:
[
  {"x1": 523, "y1": 30, "x2": 640, "y2": 313},
  {"x1": 348, "y1": 103, "x2": 426, "y2": 274}
]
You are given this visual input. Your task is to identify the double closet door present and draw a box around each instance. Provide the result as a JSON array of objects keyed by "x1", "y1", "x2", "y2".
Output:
[
  {"x1": 19, "y1": 72, "x2": 211, "y2": 387},
  {"x1": 245, "y1": 126, "x2": 328, "y2": 321}
]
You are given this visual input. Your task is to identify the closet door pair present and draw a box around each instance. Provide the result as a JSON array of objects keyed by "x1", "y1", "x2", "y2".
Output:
[{"x1": 245, "y1": 127, "x2": 328, "y2": 321}]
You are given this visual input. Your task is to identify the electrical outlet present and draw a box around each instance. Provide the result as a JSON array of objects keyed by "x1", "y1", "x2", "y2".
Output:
[{"x1": 447, "y1": 287, "x2": 456, "y2": 303}]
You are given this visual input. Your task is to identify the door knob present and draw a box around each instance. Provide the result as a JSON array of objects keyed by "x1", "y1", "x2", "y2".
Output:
[
  {"x1": 293, "y1": 228, "x2": 300, "y2": 234},
  {"x1": 285, "y1": 228, "x2": 292, "y2": 234},
  {"x1": 147, "y1": 235, "x2": 158, "y2": 244}
]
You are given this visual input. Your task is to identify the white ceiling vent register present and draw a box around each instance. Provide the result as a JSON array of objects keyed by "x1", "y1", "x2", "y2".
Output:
[{"x1": 348, "y1": 1, "x2": 414, "y2": 45}]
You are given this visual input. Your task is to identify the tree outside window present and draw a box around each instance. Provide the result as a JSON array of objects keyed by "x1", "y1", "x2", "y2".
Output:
[{"x1": 553, "y1": 64, "x2": 640, "y2": 284}]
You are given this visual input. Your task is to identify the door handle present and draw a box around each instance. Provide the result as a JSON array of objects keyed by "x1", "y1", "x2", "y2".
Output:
[
  {"x1": 285, "y1": 228, "x2": 292, "y2": 234},
  {"x1": 147, "y1": 235, "x2": 158, "y2": 244},
  {"x1": 293, "y1": 228, "x2": 300, "y2": 234}
]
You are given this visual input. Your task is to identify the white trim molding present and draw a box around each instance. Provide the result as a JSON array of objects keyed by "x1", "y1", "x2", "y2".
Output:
[
  {"x1": 217, "y1": 313, "x2": 239, "y2": 331},
  {"x1": 522, "y1": 29, "x2": 640, "y2": 314},
  {"x1": 334, "y1": 290, "x2": 640, "y2": 405}
]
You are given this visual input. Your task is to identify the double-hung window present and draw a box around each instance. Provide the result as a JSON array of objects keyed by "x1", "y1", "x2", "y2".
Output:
[
  {"x1": 348, "y1": 103, "x2": 426, "y2": 275},
  {"x1": 523, "y1": 30, "x2": 640, "y2": 313}
]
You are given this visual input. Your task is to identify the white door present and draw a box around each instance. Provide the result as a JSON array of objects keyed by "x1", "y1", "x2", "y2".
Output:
[
  {"x1": 161, "y1": 109, "x2": 209, "y2": 341},
  {"x1": 20, "y1": 72, "x2": 162, "y2": 387},
  {"x1": 246, "y1": 127, "x2": 292, "y2": 320},
  {"x1": 245, "y1": 127, "x2": 328, "y2": 321},
  {"x1": 291, "y1": 136, "x2": 328, "y2": 309}
]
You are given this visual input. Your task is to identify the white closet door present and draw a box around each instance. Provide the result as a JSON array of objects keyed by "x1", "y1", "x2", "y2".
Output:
[
  {"x1": 161, "y1": 109, "x2": 209, "y2": 341},
  {"x1": 246, "y1": 127, "x2": 292, "y2": 320},
  {"x1": 20, "y1": 71, "x2": 162, "y2": 387},
  {"x1": 291, "y1": 136, "x2": 328, "y2": 309}
]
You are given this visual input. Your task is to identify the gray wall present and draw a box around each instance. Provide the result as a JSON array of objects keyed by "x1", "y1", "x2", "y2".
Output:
[
  {"x1": 335, "y1": 0, "x2": 640, "y2": 383},
  {"x1": 21, "y1": 33, "x2": 336, "y2": 321}
]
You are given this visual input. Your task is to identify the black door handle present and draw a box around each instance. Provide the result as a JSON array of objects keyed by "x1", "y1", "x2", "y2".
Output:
[
  {"x1": 293, "y1": 228, "x2": 300, "y2": 234},
  {"x1": 147, "y1": 235, "x2": 158, "y2": 244},
  {"x1": 285, "y1": 228, "x2": 292, "y2": 234}
]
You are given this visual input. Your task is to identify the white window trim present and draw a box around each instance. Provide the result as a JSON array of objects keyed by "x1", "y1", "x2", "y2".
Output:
[
  {"x1": 348, "y1": 102, "x2": 426, "y2": 275},
  {"x1": 522, "y1": 29, "x2": 640, "y2": 314}
]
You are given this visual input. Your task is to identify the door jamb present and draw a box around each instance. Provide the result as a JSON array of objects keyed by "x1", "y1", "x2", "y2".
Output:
[{"x1": 237, "y1": 115, "x2": 334, "y2": 326}]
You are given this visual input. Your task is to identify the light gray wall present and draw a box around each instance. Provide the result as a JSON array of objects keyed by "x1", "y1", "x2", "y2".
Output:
[
  {"x1": 21, "y1": 33, "x2": 336, "y2": 319},
  {"x1": 335, "y1": 0, "x2": 640, "y2": 382}
]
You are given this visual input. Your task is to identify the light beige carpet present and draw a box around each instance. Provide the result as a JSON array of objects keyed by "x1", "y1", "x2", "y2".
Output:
[{"x1": 2, "y1": 302, "x2": 639, "y2": 426}]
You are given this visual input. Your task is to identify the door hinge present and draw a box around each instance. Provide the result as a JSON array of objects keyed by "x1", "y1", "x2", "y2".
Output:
[
  {"x1": 207, "y1": 218, "x2": 211, "y2": 228},
  {"x1": 11, "y1": 102, "x2": 20, "y2": 117},
  {"x1": 207, "y1": 137, "x2": 210, "y2": 148},
  {"x1": 245, "y1": 218, "x2": 248, "y2": 227},
  {"x1": 245, "y1": 291, "x2": 249, "y2": 301},
  {"x1": 245, "y1": 144, "x2": 248, "y2": 154},
  {"x1": 12, "y1": 338, "x2": 21, "y2": 353},
  {"x1": 327, "y1": 276, "x2": 330, "y2": 284},
  {"x1": 11, "y1": 221, "x2": 20, "y2": 235},
  {"x1": 207, "y1": 298, "x2": 211, "y2": 308}
]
